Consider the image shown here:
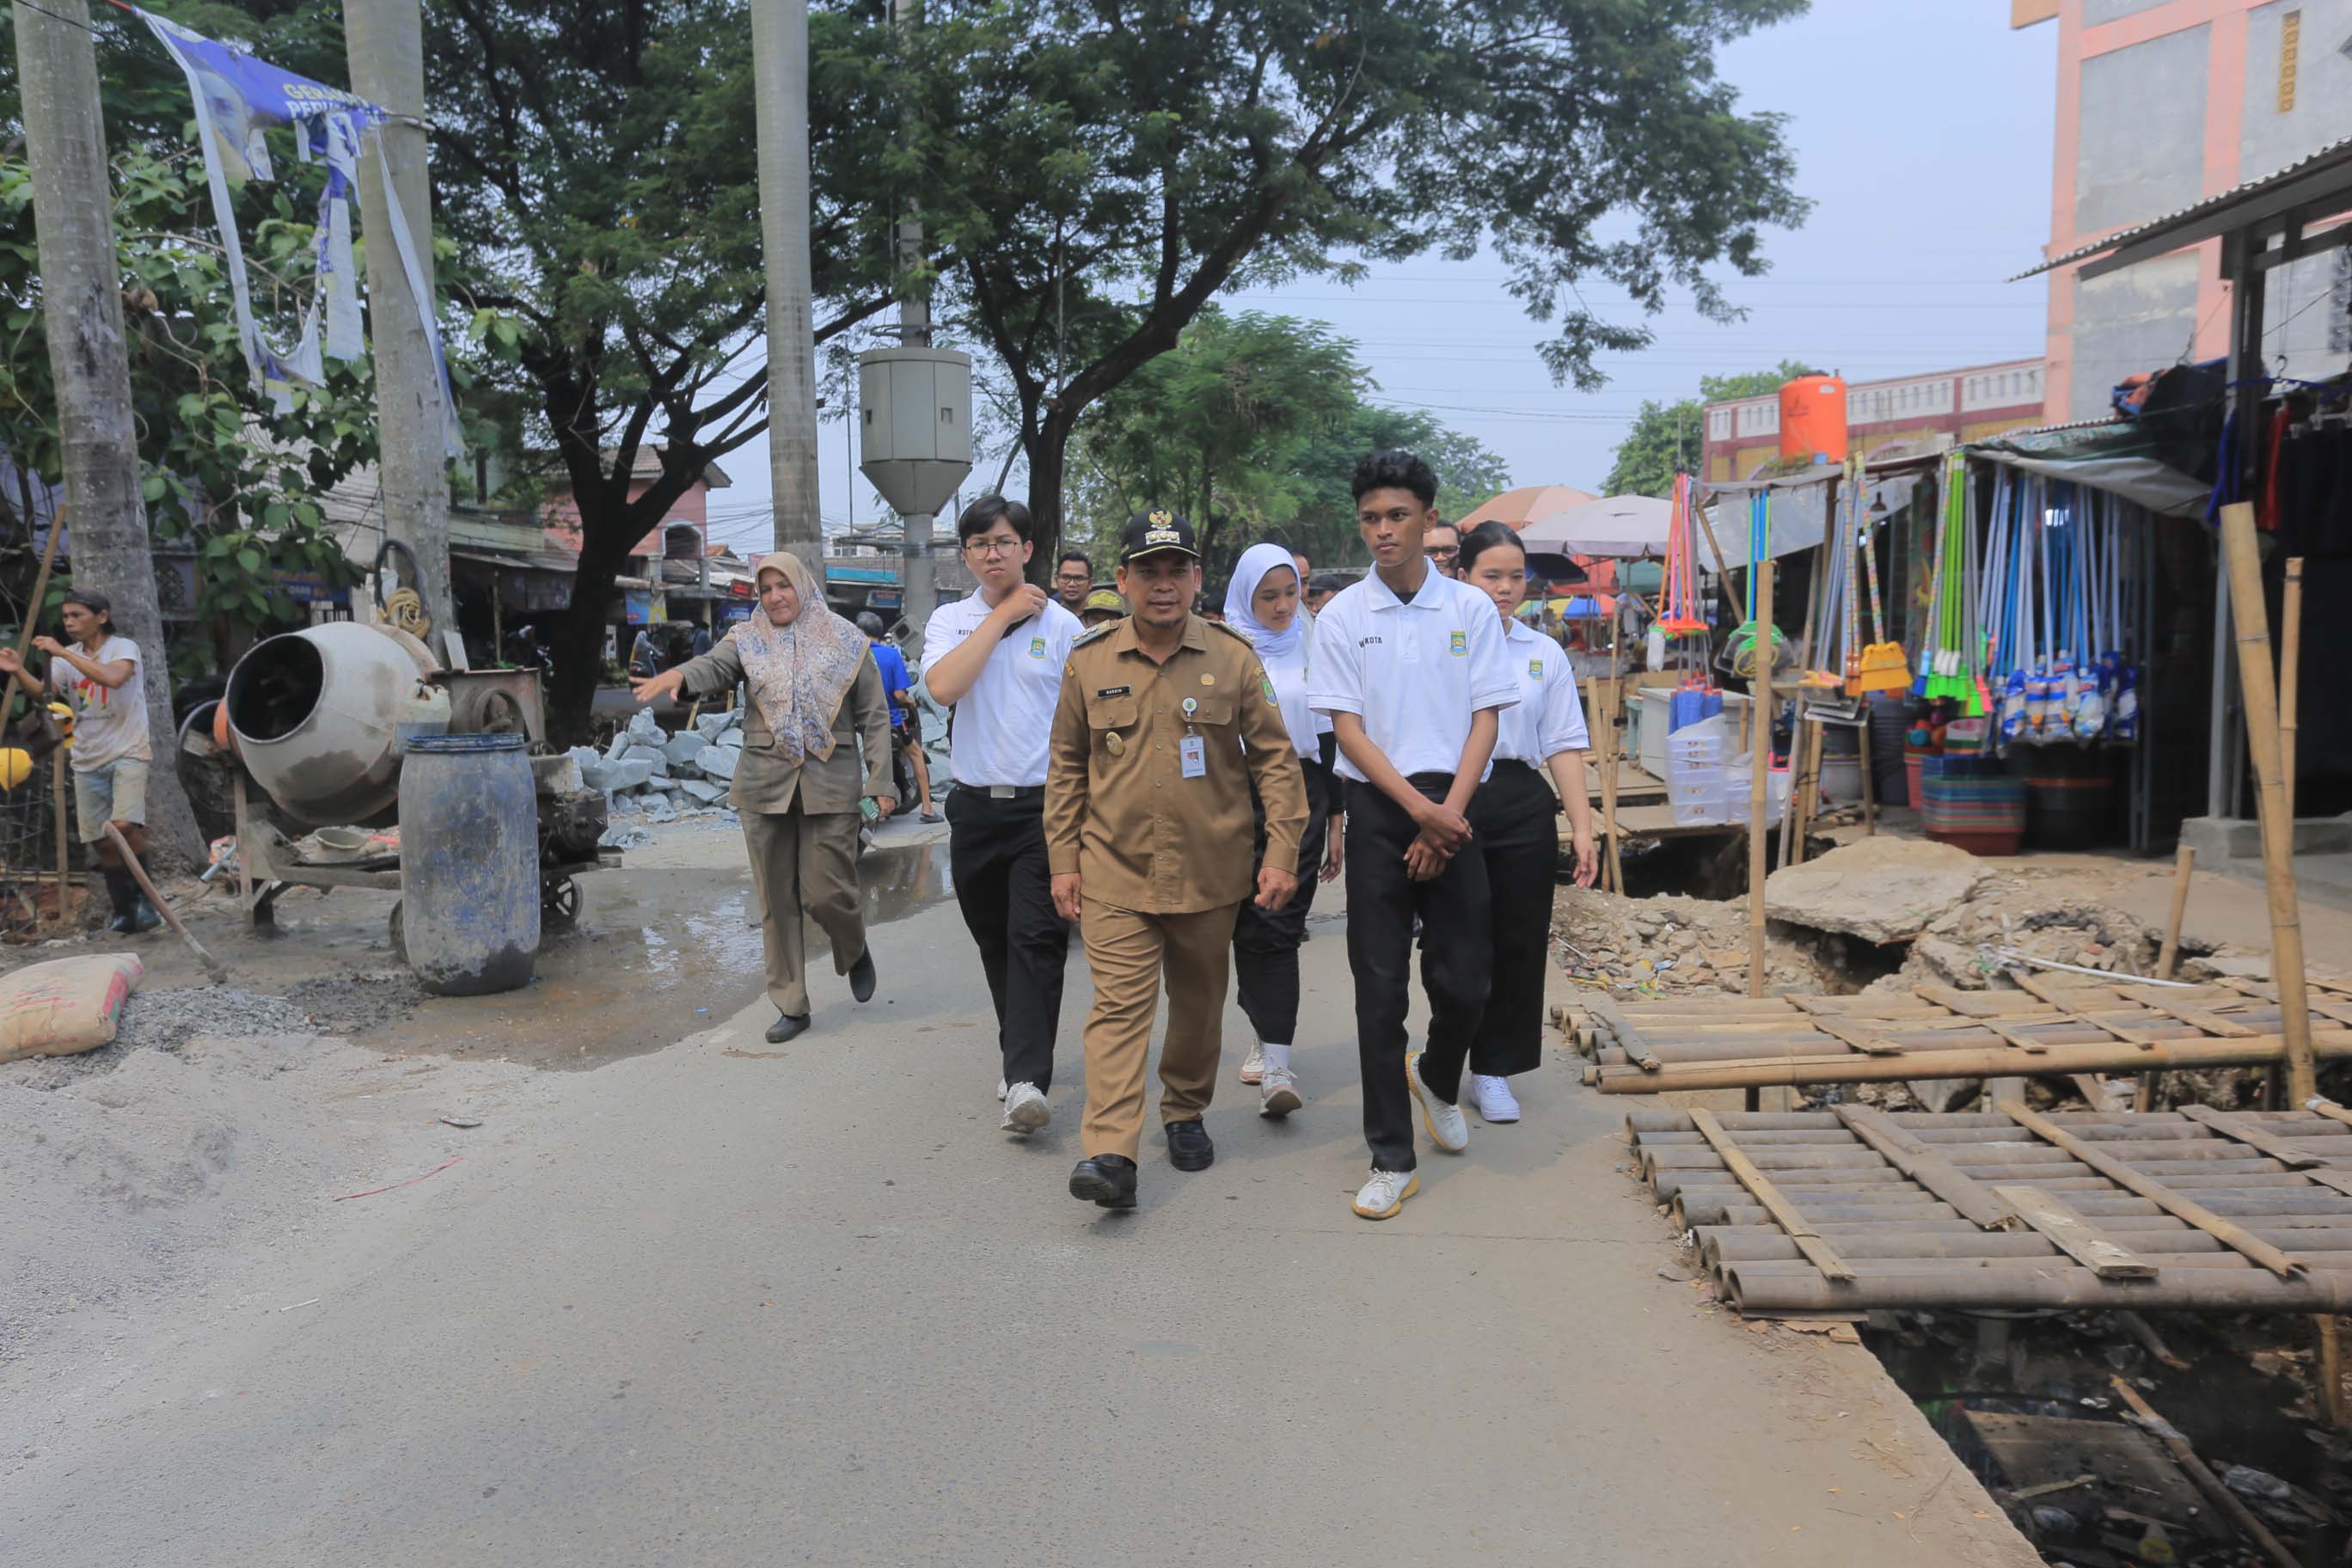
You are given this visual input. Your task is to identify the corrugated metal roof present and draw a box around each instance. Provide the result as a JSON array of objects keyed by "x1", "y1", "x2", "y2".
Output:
[{"x1": 2012, "y1": 133, "x2": 2352, "y2": 281}]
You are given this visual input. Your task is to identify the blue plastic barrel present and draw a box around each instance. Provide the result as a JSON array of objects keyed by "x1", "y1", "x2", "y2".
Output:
[{"x1": 397, "y1": 732, "x2": 540, "y2": 995}]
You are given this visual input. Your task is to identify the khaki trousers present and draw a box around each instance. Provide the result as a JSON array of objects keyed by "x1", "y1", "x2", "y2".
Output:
[
  {"x1": 1078, "y1": 897, "x2": 1240, "y2": 1160},
  {"x1": 740, "y1": 805, "x2": 866, "y2": 1018}
]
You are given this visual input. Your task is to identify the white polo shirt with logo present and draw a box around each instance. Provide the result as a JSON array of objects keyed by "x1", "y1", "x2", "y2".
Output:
[
  {"x1": 921, "y1": 592, "x2": 1081, "y2": 787},
  {"x1": 1495, "y1": 619, "x2": 1590, "y2": 763},
  {"x1": 1307, "y1": 567, "x2": 1519, "y2": 784}
]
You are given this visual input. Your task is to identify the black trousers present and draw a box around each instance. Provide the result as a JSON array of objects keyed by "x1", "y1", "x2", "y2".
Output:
[
  {"x1": 1467, "y1": 760, "x2": 1557, "y2": 1078},
  {"x1": 1232, "y1": 755, "x2": 1332, "y2": 1044},
  {"x1": 946, "y1": 787, "x2": 1070, "y2": 1091},
  {"x1": 1345, "y1": 775, "x2": 1491, "y2": 1173}
]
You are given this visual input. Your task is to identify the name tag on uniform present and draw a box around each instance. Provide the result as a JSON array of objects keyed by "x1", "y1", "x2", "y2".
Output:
[
  {"x1": 1179, "y1": 736, "x2": 1207, "y2": 778},
  {"x1": 1096, "y1": 685, "x2": 1131, "y2": 698}
]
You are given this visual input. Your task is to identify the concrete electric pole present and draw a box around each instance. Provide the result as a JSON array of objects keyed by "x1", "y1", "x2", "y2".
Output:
[
  {"x1": 750, "y1": 0, "x2": 825, "y2": 573},
  {"x1": 891, "y1": 0, "x2": 937, "y2": 646},
  {"x1": 12, "y1": 0, "x2": 204, "y2": 862},
  {"x1": 344, "y1": 0, "x2": 456, "y2": 637}
]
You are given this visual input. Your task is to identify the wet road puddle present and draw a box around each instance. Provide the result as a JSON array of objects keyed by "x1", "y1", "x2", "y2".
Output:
[{"x1": 375, "y1": 842, "x2": 957, "y2": 1069}]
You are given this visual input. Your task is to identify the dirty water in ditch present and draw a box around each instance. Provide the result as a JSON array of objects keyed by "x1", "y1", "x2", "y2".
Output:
[
  {"x1": 1867, "y1": 1308, "x2": 2352, "y2": 1565},
  {"x1": 113, "y1": 839, "x2": 958, "y2": 1071}
]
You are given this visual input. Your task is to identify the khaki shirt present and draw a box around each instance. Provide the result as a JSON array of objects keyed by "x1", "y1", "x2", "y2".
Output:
[
  {"x1": 672, "y1": 640, "x2": 892, "y2": 816},
  {"x1": 1045, "y1": 614, "x2": 1308, "y2": 915}
]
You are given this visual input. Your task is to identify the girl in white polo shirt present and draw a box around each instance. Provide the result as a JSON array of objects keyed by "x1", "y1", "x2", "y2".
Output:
[
  {"x1": 1457, "y1": 521, "x2": 1600, "y2": 1125},
  {"x1": 1307, "y1": 451, "x2": 1519, "y2": 1220}
]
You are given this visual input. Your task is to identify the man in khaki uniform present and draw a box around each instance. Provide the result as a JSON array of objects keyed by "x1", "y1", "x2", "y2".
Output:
[{"x1": 1047, "y1": 511, "x2": 1309, "y2": 1210}]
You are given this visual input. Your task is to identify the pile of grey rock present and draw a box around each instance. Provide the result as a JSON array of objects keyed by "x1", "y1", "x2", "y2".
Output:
[{"x1": 574, "y1": 705, "x2": 744, "y2": 833}]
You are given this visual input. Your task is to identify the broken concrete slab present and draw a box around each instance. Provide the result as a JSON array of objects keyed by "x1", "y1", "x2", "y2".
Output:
[
  {"x1": 585, "y1": 757, "x2": 657, "y2": 793},
  {"x1": 696, "y1": 744, "x2": 739, "y2": 782},
  {"x1": 665, "y1": 732, "x2": 707, "y2": 767},
  {"x1": 626, "y1": 707, "x2": 663, "y2": 740},
  {"x1": 1763, "y1": 836, "x2": 1988, "y2": 945},
  {"x1": 678, "y1": 778, "x2": 728, "y2": 805}
]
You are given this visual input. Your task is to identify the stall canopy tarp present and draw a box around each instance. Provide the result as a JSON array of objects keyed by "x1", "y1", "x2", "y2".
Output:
[
  {"x1": 1521, "y1": 494, "x2": 1674, "y2": 558},
  {"x1": 1967, "y1": 420, "x2": 2212, "y2": 518}
]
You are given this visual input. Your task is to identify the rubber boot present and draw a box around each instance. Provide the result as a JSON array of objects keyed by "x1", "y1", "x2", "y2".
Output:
[{"x1": 101, "y1": 868, "x2": 135, "y2": 934}]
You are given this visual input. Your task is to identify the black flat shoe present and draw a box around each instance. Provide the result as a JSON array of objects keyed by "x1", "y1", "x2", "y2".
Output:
[
  {"x1": 848, "y1": 947, "x2": 877, "y2": 1004},
  {"x1": 765, "y1": 1012, "x2": 811, "y2": 1044},
  {"x1": 1069, "y1": 1155, "x2": 1137, "y2": 1210},
  {"x1": 1164, "y1": 1118, "x2": 1214, "y2": 1172}
]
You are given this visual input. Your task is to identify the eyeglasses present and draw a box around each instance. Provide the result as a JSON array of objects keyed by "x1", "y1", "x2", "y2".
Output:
[
  {"x1": 963, "y1": 537, "x2": 1023, "y2": 557},
  {"x1": 1424, "y1": 545, "x2": 1460, "y2": 560},
  {"x1": 1054, "y1": 568, "x2": 1091, "y2": 581}
]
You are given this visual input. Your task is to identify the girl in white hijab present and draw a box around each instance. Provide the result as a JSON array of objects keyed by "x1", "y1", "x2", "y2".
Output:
[{"x1": 1222, "y1": 543, "x2": 1341, "y2": 1116}]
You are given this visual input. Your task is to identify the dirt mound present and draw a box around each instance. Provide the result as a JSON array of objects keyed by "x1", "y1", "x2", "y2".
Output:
[{"x1": 0, "y1": 1034, "x2": 352, "y2": 1351}]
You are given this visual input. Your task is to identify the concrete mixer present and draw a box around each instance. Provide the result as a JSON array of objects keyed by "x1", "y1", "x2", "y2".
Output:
[{"x1": 191, "y1": 622, "x2": 616, "y2": 934}]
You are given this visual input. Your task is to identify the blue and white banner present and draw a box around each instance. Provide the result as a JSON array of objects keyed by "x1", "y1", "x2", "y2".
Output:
[{"x1": 136, "y1": 9, "x2": 460, "y2": 454}]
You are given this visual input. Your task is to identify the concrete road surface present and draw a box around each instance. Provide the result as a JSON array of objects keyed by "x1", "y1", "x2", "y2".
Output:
[{"x1": 2, "y1": 856, "x2": 2037, "y2": 1568}]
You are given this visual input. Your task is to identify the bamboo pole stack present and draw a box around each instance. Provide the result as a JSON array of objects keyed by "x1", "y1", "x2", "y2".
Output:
[
  {"x1": 1625, "y1": 1105, "x2": 2352, "y2": 1315},
  {"x1": 1561, "y1": 977, "x2": 2352, "y2": 1095}
]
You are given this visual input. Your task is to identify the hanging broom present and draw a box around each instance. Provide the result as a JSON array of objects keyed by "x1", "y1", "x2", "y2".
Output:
[{"x1": 1853, "y1": 458, "x2": 1912, "y2": 693}]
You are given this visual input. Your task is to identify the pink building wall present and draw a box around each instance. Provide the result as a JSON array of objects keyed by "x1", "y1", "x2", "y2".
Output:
[{"x1": 2032, "y1": 0, "x2": 2352, "y2": 422}]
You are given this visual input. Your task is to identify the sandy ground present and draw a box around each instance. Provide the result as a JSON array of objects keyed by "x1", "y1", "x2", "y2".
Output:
[{"x1": 0, "y1": 810, "x2": 2039, "y2": 1568}]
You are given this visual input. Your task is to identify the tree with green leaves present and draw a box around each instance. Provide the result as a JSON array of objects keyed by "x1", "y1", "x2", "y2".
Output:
[
  {"x1": 916, "y1": 0, "x2": 1808, "y2": 557},
  {"x1": 1067, "y1": 309, "x2": 1506, "y2": 579},
  {"x1": 1, "y1": 4, "x2": 372, "y2": 671},
  {"x1": 1600, "y1": 359, "x2": 1826, "y2": 497}
]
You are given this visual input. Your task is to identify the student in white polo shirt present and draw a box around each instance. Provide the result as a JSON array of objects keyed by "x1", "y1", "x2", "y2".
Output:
[
  {"x1": 922, "y1": 495, "x2": 1083, "y2": 1136},
  {"x1": 1308, "y1": 450, "x2": 1519, "y2": 1221}
]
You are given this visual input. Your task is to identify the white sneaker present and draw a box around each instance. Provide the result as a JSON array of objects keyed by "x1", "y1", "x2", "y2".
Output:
[
  {"x1": 1406, "y1": 1051, "x2": 1469, "y2": 1153},
  {"x1": 1466, "y1": 1072, "x2": 1522, "y2": 1124},
  {"x1": 1352, "y1": 1167, "x2": 1421, "y2": 1220},
  {"x1": 1259, "y1": 1069, "x2": 1302, "y2": 1119},
  {"x1": 1239, "y1": 1038, "x2": 1265, "y2": 1085},
  {"x1": 995, "y1": 1077, "x2": 1008, "y2": 1101},
  {"x1": 1001, "y1": 1081, "x2": 1050, "y2": 1134}
]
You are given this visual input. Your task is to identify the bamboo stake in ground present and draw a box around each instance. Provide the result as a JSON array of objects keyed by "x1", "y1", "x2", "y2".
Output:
[
  {"x1": 2282, "y1": 555, "x2": 2302, "y2": 824},
  {"x1": 51, "y1": 748, "x2": 74, "y2": 931},
  {"x1": 1747, "y1": 558, "x2": 1774, "y2": 1003},
  {"x1": 101, "y1": 821, "x2": 230, "y2": 984},
  {"x1": 2157, "y1": 842, "x2": 2196, "y2": 981},
  {"x1": 2219, "y1": 502, "x2": 2318, "y2": 1104}
]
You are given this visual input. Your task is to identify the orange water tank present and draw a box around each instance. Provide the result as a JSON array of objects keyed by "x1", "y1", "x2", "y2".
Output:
[{"x1": 1779, "y1": 375, "x2": 1848, "y2": 464}]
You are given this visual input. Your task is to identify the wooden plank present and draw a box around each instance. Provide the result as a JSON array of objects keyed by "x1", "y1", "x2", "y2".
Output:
[
  {"x1": 1989, "y1": 1185, "x2": 2157, "y2": 1279},
  {"x1": 1995, "y1": 1099, "x2": 2308, "y2": 1278},
  {"x1": 2006, "y1": 971, "x2": 2175, "y2": 1047},
  {"x1": 2179, "y1": 1104, "x2": 2324, "y2": 1168},
  {"x1": 2307, "y1": 1098, "x2": 2352, "y2": 1130},
  {"x1": 1832, "y1": 1106, "x2": 2018, "y2": 1230},
  {"x1": 2137, "y1": 994, "x2": 2261, "y2": 1038},
  {"x1": 1810, "y1": 1018, "x2": 1906, "y2": 1056},
  {"x1": 1687, "y1": 1109, "x2": 1856, "y2": 1282}
]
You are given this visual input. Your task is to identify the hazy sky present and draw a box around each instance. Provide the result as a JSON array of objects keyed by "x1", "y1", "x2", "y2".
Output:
[{"x1": 704, "y1": 1, "x2": 2059, "y2": 554}]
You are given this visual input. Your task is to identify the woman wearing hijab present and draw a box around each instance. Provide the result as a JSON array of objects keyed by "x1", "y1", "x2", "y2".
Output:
[
  {"x1": 631, "y1": 553, "x2": 896, "y2": 1043},
  {"x1": 1454, "y1": 521, "x2": 1599, "y2": 1123},
  {"x1": 1222, "y1": 543, "x2": 1343, "y2": 1117}
]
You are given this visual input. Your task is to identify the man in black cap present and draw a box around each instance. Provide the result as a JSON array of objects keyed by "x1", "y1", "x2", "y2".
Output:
[{"x1": 1045, "y1": 511, "x2": 1308, "y2": 1210}]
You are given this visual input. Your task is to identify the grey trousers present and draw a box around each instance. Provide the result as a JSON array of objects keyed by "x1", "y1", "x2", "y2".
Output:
[{"x1": 740, "y1": 805, "x2": 866, "y2": 1017}]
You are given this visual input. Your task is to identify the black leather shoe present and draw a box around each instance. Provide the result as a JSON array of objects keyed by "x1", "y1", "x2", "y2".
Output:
[
  {"x1": 1069, "y1": 1155, "x2": 1137, "y2": 1210},
  {"x1": 765, "y1": 1011, "x2": 811, "y2": 1044},
  {"x1": 848, "y1": 946, "x2": 877, "y2": 1004},
  {"x1": 1164, "y1": 1118, "x2": 1214, "y2": 1172}
]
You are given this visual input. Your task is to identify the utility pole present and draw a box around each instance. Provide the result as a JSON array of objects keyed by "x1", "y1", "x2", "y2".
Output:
[
  {"x1": 345, "y1": 0, "x2": 455, "y2": 636},
  {"x1": 12, "y1": 0, "x2": 203, "y2": 864},
  {"x1": 750, "y1": 0, "x2": 824, "y2": 573},
  {"x1": 891, "y1": 0, "x2": 938, "y2": 646}
]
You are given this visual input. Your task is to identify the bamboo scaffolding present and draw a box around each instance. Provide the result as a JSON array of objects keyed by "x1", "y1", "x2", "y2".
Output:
[{"x1": 1595, "y1": 1030, "x2": 2352, "y2": 1093}]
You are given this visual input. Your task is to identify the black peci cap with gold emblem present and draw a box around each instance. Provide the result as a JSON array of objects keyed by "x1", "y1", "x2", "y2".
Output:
[{"x1": 1117, "y1": 509, "x2": 1200, "y2": 564}]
